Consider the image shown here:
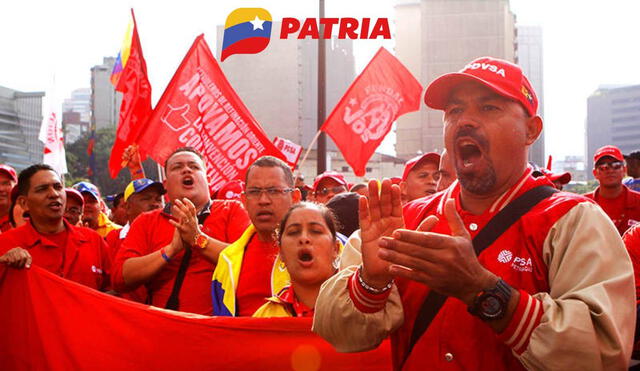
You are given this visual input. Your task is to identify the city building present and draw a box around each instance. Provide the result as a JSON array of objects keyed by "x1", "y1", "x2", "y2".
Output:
[
  {"x1": 585, "y1": 84, "x2": 640, "y2": 179},
  {"x1": 215, "y1": 22, "x2": 355, "y2": 157},
  {"x1": 0, "y1": 85, "x2": 44, "y2": 171},
  {"x1": 394, "y1": 0, "x2": 517, "y2": 159},
  {"x1": 90, "y1": 57, "x2": 122, "y2": 130},
  {"x1": 62, "y1": 88, "x2": 91, "y2": 143},
  {"x1": 516, "y1": 25, "x2": 545, "y2": 167}
]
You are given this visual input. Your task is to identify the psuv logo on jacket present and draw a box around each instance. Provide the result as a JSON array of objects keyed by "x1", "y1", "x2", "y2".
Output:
[{"x1": 497, "y1": 250, "x2": 532, "y2": 273}]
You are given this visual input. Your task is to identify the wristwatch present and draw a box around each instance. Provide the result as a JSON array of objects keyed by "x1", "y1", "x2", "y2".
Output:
[
  {"x1": 467, "y1": 279, "x2": 512, "y2": 321},
  {"x1": 193, "y1": 233, "x2": 209, "y2": 249}
]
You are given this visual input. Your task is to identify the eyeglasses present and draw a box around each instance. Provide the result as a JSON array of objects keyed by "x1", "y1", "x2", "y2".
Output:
[
  {"x1": 315, "y1": 186, "x2": 347, "y2": 196},
  {"x1": 244, "y1": 187, "x2": 294, "y2": 199},
  {"x1": 596, "y1": 161, "x2": 624, "y2": 171}
]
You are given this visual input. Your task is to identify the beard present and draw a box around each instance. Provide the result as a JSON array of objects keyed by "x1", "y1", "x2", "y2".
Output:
[{"x1": 456, "y1": 160, "x2": 497, "y2": 195}]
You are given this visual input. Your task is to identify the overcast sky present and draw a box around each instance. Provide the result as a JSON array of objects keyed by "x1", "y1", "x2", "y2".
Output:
[{"x1": 1, "y1": 0, "x2": 639, "y2": 161}]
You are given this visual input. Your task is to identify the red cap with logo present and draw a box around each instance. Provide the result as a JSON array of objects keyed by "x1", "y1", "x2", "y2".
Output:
[
  {"x1": 424, "y1": 57, "x2": 538, "y2": 117},
  {"x1": 313, "y1": 171, "x2": 347, "y2": 192},
  {"x1": 593, "y1": 145, "x2": 624, "y2": 164},
  {"x1": 539, "y1": 168, "x2": 571, "y2": 185},
  {"x1": 0, "y1": 164, "x2": 17, "y2": 183},
  {"x1": 402, "y1": 152, "x2": 440, "y2": 181}
]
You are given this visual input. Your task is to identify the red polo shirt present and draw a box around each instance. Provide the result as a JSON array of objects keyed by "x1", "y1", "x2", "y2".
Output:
[
  {"x1": 0, "y1": 220, "x2": 111, "y2": 291},
  {"x1": 235, "y1": 235, "x2": 279, "y2": 316},
  {"x1": 112, "y1": 200, "x2": 249, "y2": 315},
  {"x1": 277, "y1": 286, "x2": 314, "y2": 317},
  {"x1": 0, "y1": 214, "x2": 11, "y2": 232},
  {"x1": 584, "y1": 185, "x2": 640, "y2": 235}
]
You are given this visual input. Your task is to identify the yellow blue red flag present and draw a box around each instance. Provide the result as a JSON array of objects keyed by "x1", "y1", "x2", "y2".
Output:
[{"x1": 221, "y1": 8, "x2": 272, "y2": 61}]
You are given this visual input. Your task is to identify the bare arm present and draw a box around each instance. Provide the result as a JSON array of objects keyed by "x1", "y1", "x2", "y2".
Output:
[{"x1": 121, "y1": 228, "x2": 183, "y2": 288}]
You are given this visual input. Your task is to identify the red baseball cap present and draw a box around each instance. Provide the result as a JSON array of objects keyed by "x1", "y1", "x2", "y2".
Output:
[
  {"x1": 0, "y1": 165, "x2": 17, "y2": 183},
  {"x1": 402, "y1": 152, "x2": 441, "y2": 181},
  {"x1": 424, "y1": 57, "x2": 538, "y2": 117},
  {"x1": 65, "y1": 188, "x2": 85, "y2": 206},
  {"x1": 593, "y1": 145, "x2": 624, "y2": 165},
  {"x1": 313, "y1": 171, "x2": 347, "y2": 192}
]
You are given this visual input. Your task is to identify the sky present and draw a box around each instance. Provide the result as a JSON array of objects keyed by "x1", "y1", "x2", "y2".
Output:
[{"x1": 1, "y1": 0, "x2": 639, "y2": 161}]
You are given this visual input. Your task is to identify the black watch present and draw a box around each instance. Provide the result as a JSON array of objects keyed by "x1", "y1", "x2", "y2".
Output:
[{"x1": 467, "y1": 279, "x2": 512, "y2": 321}]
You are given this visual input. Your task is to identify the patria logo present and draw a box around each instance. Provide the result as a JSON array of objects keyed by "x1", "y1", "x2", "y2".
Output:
[{"x1": 221, "y1": 8, "x2": 390, "y2": 61}]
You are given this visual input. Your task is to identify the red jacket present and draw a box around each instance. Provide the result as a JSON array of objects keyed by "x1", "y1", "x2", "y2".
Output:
[
  {"x1": 584, "y1": 185, "x2": 640, "y2": 235},
  {"x1": 394, "y1": 170, "x2": 592, "y2": 370},
  {"x1": 112, "y1": 200, "x2": 249, "y2": 315},
  {"x1": 0, "y1": 220, "x2": 111, "y2": 291}
]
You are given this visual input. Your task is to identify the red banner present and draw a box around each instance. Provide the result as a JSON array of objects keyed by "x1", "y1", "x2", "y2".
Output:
[
  {"x1": 0, "y1": 266, "x2": 390, "y2": 370},
  {"x1": 136, "y1": 35, "x2": 286, "y2": 194},
  {"x1": 109, "y1": 9, "x2": 153, "y2": 178},
  {"x1": 321, "y1": 47, "x2": 422, "y2": 176}
]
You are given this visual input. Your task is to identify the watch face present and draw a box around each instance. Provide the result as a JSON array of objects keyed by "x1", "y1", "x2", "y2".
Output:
[{"x1": 480, "y1": 295, "x2": 503, "y2": 318}]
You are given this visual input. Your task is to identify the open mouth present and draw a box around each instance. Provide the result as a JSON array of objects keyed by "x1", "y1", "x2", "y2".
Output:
[
  {"x1": 456, "y1": 138, "x2": 482, "y2": 169},
  {"x1": 48, "y1": 201, "x2": 63, "y2": 210},
  {"x1": 297, "y1": 248, "x2": 314, "y2": 266},
  {"x1": 182, "y1": 176, "x2": 194, "y2": 186}
]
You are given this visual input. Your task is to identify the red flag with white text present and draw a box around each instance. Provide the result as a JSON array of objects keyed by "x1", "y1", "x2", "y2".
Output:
[
  {"x1": 108, "y1": 9, "x2": 153, "y2": 178},
  {"x1": 321, "y1": 47, "x2": 422, "y2": 176},
  {"x1": 135, "y1": 35, "x2": 286, "y2": 194}
]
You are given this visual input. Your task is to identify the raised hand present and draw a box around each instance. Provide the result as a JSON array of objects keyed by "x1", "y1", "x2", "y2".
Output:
[
  {"x1": 379, "y1": 199, "x2": 496, "y2": 305},
  {"x1": 359, "y1": 178, "x2": 405, "y2": 289},
  {"x1": 168, "y1": 198, "x2": 200, "y2": 248},
  {"x1": 0, "y1": 247, "x2": 32, "y2": 269}
]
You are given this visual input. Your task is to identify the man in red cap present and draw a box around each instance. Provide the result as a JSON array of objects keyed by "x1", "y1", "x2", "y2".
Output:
[
  {"x1": 0, "y1": 164, "x2": 18, "y2": 232},
  {"x1": 400, "y1": 152, "x2": 440, "y2": 203},
  {"x1": 314, "y1": 57, "x2": 634, "y2": 369},
  {"x1": 585, "y1": 145, "x2": 640, "y2": 235},
  {"x1": 312, "y1": 171, "x2": 348, "y2": 204},
  {"x1": 63, "y1": 188, "x2": 84, "y2": 226}
]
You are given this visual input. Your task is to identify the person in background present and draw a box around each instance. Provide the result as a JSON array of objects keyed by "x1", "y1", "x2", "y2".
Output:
[
  {"x1": 8, "y1": 186, "x2": 28, "y2": 229},
  {"x1": 400, "y1": 152, "x2": 441, "y2": 204},
  {"x1": 73, "y1": 181, "x2": 121, "y2": 238},
  {"x1": 533, "y1": 168, "x2": 571, "y2": 191},
  {"x1": 624, "y1": 151, "x2": 640, "y2": 192},
  {"x1": 0, "y1": 164, "x2": 111, "y2": 291},
  {"x1": 0, "y1": 164, "x2": 18, "y2": 232},
  {"x1": 326, "y1": 192, "x2": 360, "y2": 240},
  {"x1": 63, "y1": 188, "x2": 84, "y2": 226},
  {"x1": 109, "y1": 193, "x2": 128, "y2": 226},
  {"x1": 436, "y1": 149, "x2": 456, "y2": 192},
  {"x1": 295, "y1": 174, "x2": 310, "y2": 201},
  {"x1": 253, "y1": 202, "x2": 340, "y2": 318},
  {"x1": 106, "y1": 178, "x2": 165, "y2": 303},
  {"x1": 350, "y1": 183, "x2": 368, "y2": 198},
  {"x1": 312, "y1": 171, "x2": 348, "y2": 204},
  {"x1": 585, "y1": 145, "x2": 640, "y2": 235}
]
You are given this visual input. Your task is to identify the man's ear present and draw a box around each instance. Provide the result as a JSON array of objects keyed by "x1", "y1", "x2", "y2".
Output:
[
  {"x1": 17, "y1": 195, "x2": 28, "y2": 212},
  {"x1": 525, "y1": 115, "x2": 543, "y2": 145}
]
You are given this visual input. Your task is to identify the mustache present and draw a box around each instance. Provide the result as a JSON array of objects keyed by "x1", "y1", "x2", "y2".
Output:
[{"x1": 454, "y1": 126, "x2": 489, "y2": 152}]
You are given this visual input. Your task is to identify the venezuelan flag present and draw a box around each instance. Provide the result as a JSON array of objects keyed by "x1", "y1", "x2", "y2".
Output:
[
  {"x1": 110, "y1": 18, "x2": 133, "y2": 86},
  {"x1": 221, "y1": 8, "x2": 272, "y2": 61}
]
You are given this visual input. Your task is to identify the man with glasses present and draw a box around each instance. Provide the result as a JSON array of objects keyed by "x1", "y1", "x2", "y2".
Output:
[
  {"x1": 585, "y1": 145, "x2": 640, "y2": 235},
  {"x1": 112, "y1": 147, "x2": 250, "y2": 315},
  {"x1": 212, "y1": 156, "x2": 301, "y2": 316},
  {"x1": 312, "y1": 171, "x2": 348, "y2": 204}
]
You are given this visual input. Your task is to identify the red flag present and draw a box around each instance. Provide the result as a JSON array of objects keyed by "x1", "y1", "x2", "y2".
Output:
[
  {"x1": 0, "y1": 266, "x2": 391, "y2": 369},
  {"x1": 108, "y1": 9, "x2": 153, "y2": 178},
  {"x1": 135, "y1": 35, "x2": 286, "y2": 194},
  {"x1": 273, "y1": 136, "x2": 303, "y2": 169},
  {"x1": 321, "y1": 47, "x2": 422, "y2": 176}
]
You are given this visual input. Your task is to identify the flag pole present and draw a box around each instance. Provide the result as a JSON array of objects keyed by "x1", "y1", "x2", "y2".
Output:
[
  {"x1": 316, "y1": 0, "x2": 327, "y2": 175},
  {"x1": 296, "y1": 130, "x2": 323, "y2": 178}
]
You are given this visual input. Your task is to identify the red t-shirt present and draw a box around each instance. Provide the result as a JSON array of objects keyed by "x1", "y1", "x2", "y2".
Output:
[
  {"x1": 622, "y1": 224, "x2": 640, "y2": 304},
  {"x1": 0, "y1": 220, "x2": 110, "y2": 290},
  {"x1": 585, "y1": 186, "x2": 640, "y2": 235},
  {"x1": 112, "y1": 200, "x2": 250, "y2": 315},
  {"x1": 0, "y1": 214, "x2": 11, "y2": 232},
  {"x1": 235, "y1": 235, "x2": 279, "y2": 317}
]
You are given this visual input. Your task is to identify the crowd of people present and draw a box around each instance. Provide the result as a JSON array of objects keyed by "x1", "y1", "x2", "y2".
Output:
[{"x1": 1, "y1": 56, "x2": 639, "y2": 369}]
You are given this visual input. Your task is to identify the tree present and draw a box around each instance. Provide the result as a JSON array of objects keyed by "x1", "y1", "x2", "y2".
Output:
[{"x1": 65, "y1": 127, "x2": 159, "y2": 197}]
